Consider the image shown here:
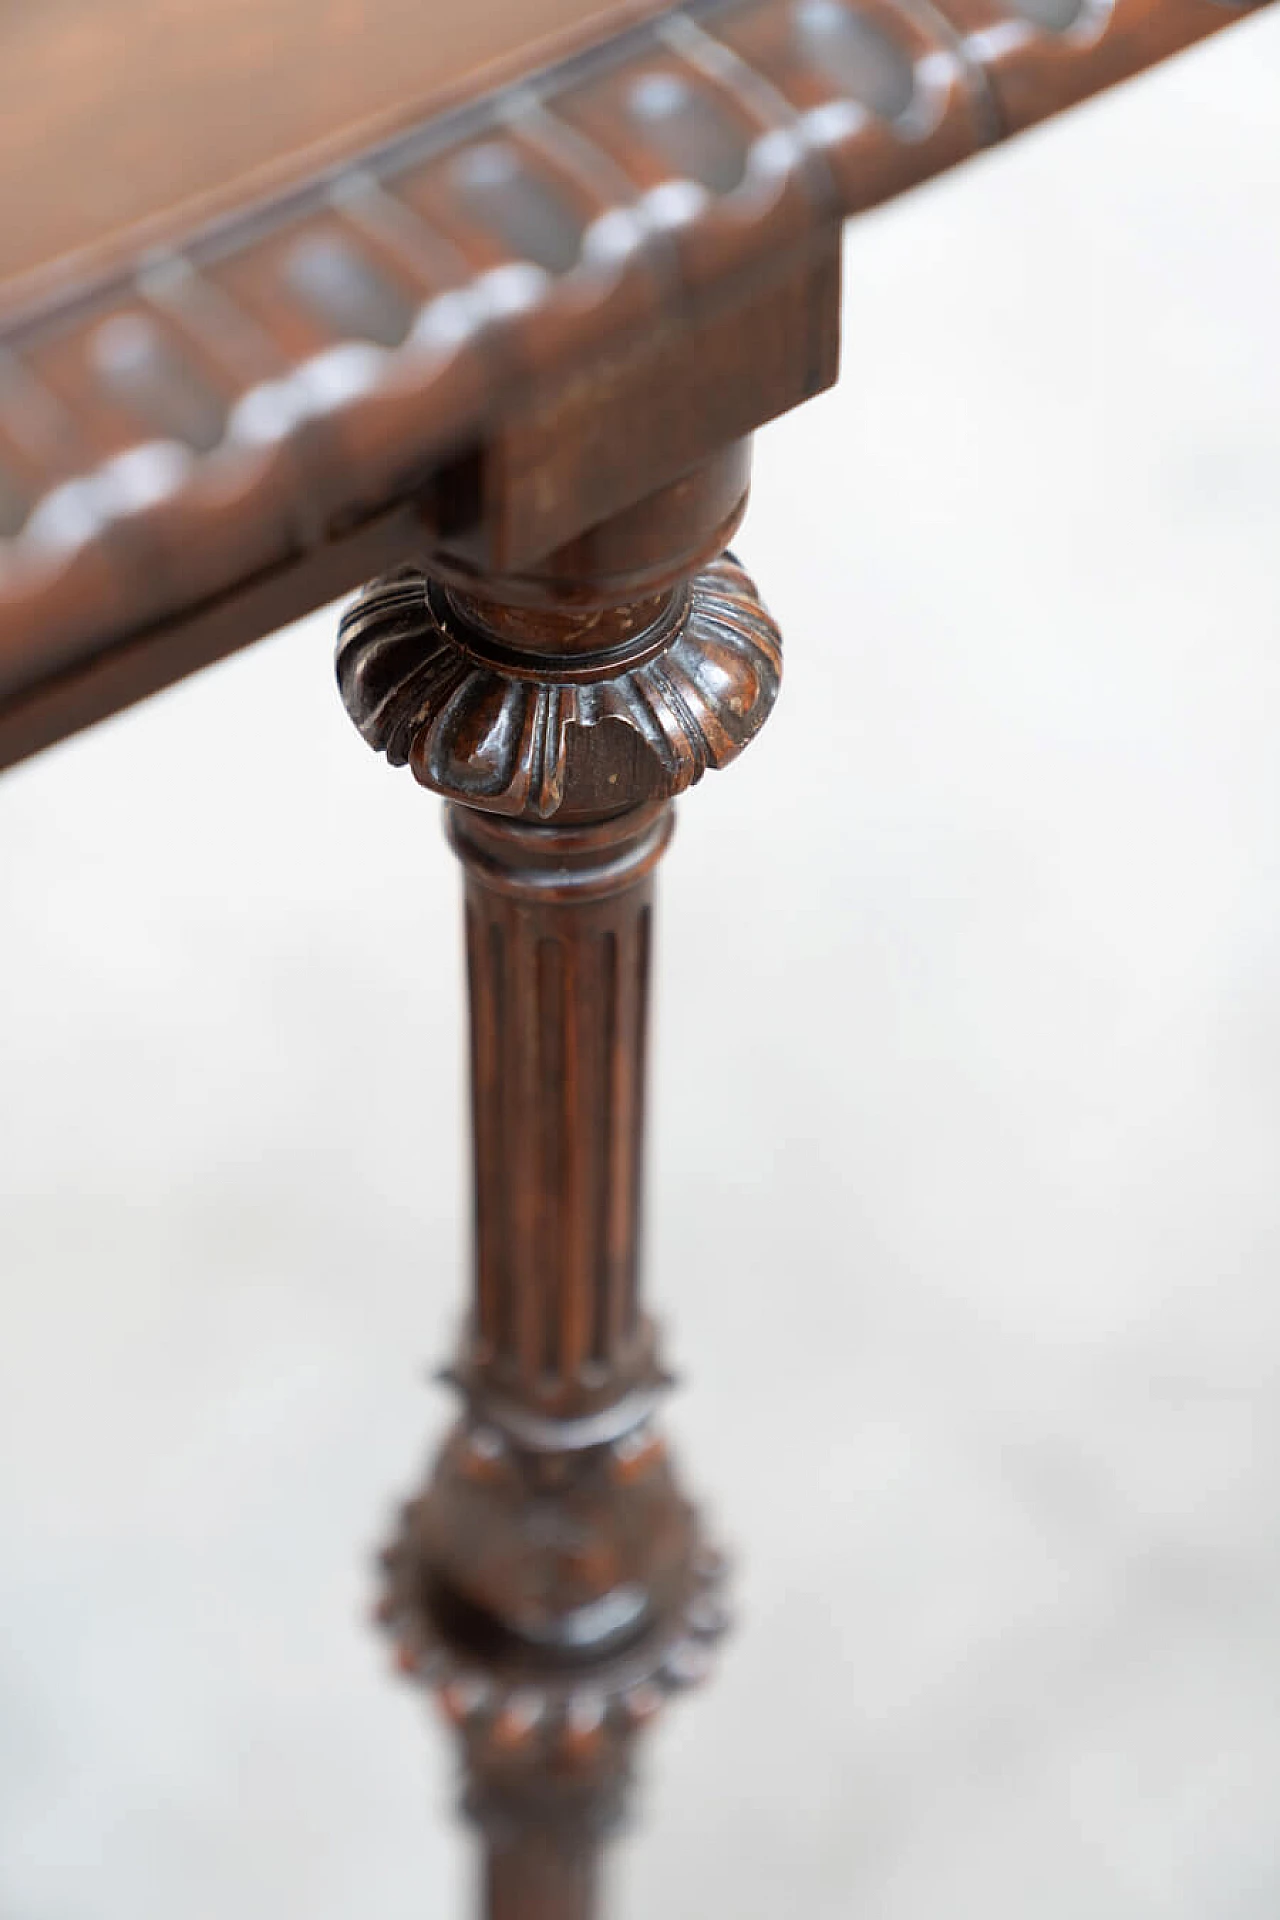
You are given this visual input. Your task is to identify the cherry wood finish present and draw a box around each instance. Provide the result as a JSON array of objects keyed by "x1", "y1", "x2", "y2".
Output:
[
  {"x1": 0, "y1": 0, "x2": 1267, "y2": 770},
  {"x1": 0, "y1": 0, "x2": 672, "y2": 299},
  {"x1": 1, "y1": 5, "x2": 1273, "y2": 1916},
  {"x1": 337, "y1": 455, "x2": 771, "y2": 1910}
]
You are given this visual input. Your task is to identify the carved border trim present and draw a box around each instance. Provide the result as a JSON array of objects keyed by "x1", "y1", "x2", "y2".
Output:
[{"x1": 0, "y1": 0, "x2": 1261, "y2": 669}]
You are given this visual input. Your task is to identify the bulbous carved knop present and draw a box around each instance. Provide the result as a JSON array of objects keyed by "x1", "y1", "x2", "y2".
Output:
[{"x1": 336, "y1": 553, "x2": 781, "y2": 819}]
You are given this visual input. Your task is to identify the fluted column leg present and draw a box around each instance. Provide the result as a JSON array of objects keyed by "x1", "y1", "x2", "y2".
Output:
[
  {"x1": 336, "y1": 448, "x2": 780, "y2": 1919},
  {"x1": 452, "y1": 804, "x2": 670, "y2": 1442}
]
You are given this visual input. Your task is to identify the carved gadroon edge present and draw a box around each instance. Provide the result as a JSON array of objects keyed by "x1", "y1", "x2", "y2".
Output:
[
  {"x1": 1, "y1": 0, "x2": 1262, "y2": 672},
  {"x1": 336, "y1": 551, "x2": 781, "y2": 819}
]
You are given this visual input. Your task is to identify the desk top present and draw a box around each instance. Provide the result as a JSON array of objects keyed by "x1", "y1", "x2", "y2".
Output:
[
  {"x1": 0, "y1": 1, "x2": 665, "y2": 310},
  {"x1": 0, "y1": 0, "x2": 1265, "y2": 768}
]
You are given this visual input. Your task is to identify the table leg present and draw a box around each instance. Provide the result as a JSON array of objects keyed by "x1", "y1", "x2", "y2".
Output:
[{"x1": 336, "y1": 447, "x2": 779, "y2": 1916}]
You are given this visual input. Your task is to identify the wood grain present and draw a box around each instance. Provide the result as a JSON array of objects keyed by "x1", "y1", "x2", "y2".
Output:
[
  {"x1": 0, "y1": 0, "x2": 1267, "y2": 770},
  {"x1": 355, "y1": 464, "x2": 759, "y2": 1917},
  {"x1": 0, "y1": 0, "x2": 671, "y2": 304}
]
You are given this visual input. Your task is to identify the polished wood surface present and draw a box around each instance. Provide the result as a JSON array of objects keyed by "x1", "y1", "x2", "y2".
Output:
[
  {"x1": 0, "y1": 0, "x2": 1267, "y2": 775},
  {"x1": 340, "y1": 456, "x2": 768, "y2": 1917},
  {"x1": 0, "y1": 0, "x2": 668, "y2": 303},
  {"x1": 4, "y1": 8, "x2": 1273, "y2": 1916}
]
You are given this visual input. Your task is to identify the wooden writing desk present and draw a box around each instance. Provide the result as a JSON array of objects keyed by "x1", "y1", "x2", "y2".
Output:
[{"x1": 1, "y1": 2, "x2": 1271, "y2": 1913}]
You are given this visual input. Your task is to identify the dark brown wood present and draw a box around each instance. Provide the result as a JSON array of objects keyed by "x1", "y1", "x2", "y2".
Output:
[
  {"x1": 337, "y1": 457, "x2": 776, "y2": 1914},
  {"x1": 450, "y1": 241, "x2": 841, "y2": 574},
  {"x1": 450, "y1": 804, "x2": 672, "y2": 1433},
  {"x1": 485, "y1": 1824, "x2": 601, "y2": 1920},
  {"x1": 930, "y1": 0, "x2": 1248, "y2": 134},
  {"x1": 0, "y1": 238, "x2": 831, "y2": 768},
  {"x1": 0, "y1": 495, "x2": 430, "y2": 772},
  {"x1": 0, "y1": 0, "x2": 673, "y2": 302},
  {"x1": 0, "y1": 0, "x2": 1267, "y2": 771},
  {"x1": 4, "y1": 8, "x2": 1274, "y2": 1915}
]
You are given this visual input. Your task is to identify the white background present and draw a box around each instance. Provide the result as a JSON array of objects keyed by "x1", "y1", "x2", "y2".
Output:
[{"x1": 3, "y1": 22, "x2": 1280, "y2": 1918}]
